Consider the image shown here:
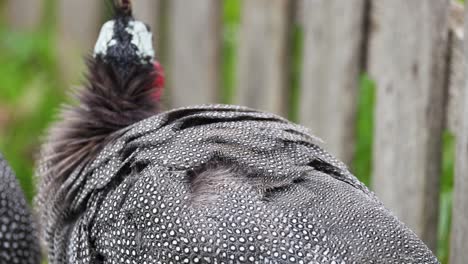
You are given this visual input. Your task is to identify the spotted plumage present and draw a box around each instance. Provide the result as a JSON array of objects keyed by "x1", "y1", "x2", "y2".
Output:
[
  {"x1": 0, "y1": 153, "x2": 40, "y2": 264},
  {"x1": 37, "y1": 105, "x2": 439, "y2": 263}
]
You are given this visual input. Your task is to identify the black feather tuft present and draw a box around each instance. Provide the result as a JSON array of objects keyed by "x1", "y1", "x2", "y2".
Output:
[{"x1": 36, "y1": 56, "x2": 160, "y2": 245}]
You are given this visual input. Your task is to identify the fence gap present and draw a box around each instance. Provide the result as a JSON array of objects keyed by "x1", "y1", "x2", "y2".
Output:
[
  {"x1": 287, "y1": 1, "x2": 304, "y2": 122},
  {"x1": 221, "y1": 0, "x2": 242, "y2": 104},
  {"x1": 438, "y1": 132, "x2": 455, "y2": 263},
  {"x1": 155, "y1": 0, "x2": 169, "y2": 81},
  {"x1": 368, "y1": 1, "x2": 450, "y2": 251},
  {"x1": 352, "y1": 0, "x2": 374, "y2": 186},
  {"x1": 352, "y1": 73, "x2": 376, "y2": 187}
]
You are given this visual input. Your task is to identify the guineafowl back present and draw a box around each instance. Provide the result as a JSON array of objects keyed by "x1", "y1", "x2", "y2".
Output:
[{"x1": 39, "y1": 105, "x2": 439, "y2": 264}]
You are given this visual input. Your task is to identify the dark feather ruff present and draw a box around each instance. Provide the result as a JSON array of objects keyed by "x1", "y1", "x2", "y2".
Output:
[{"x1": 36, "y1": 56, "x2": 160, "y2": 247}]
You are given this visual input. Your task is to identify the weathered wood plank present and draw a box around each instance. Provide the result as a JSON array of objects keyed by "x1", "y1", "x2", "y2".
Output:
[
  {"x1": 235, "y1": 0, "x2": 291, "y2": 116},
  {"x1": 368, "y1": 1, "x2": 449, "y2": 251},
  {"x1": 132, "y1": 0, "x2": 159, "y2": 34},
  {"x1": 57, "y1": 0, "x2": 102, "y2": 82},
  {"x1": 299, "y1": 0, "x2": 366, "y2": 164},
  {"x1": 450, "y1": 3, "x2": 468, "y2": 263},
  {"x1": 58, "y1": 0, "x2": 102, "y2": 55},
  {"x1": 168, "y1": 0, "x2": 220, "y2": 107},
  {"x1": 132, "y1": 0, "x2": 164, "y2": 69},
  {"x1": 4, "y1": 0, "x2": 43, "y2": 30},
  {"x1": 446, "y1": 2, "x2": 465, "y2": 134}
]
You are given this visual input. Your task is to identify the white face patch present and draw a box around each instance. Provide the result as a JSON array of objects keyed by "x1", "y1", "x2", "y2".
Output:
[
  {"x1": 93, "y1": 19, "x2": 155, "y2": 63},
  {"x1": 93, "y1": 21, "x2": 116, "y2": 57},
  {"x1": 126, "y1": 21, "x2": 155, "y2": 61}
]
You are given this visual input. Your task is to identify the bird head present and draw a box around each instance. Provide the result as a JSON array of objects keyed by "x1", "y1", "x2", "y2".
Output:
[{"x1": 93, "y1": 0, "x2": 164, "y2": 100}]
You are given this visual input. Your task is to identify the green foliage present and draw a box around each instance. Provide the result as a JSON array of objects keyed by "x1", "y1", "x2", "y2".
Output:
[
  {"x1": 0, "y1": 25, "x2": 63, "y2": 201},
  {"x1": 438, "y1": 131, "x2": 455, "y2": 264},
  {"x1": 221, "y1": 0, "x2": 241, "y2": 104},
  {"x1": 288, "y1": 24, "x2": 303, "y2": 123},
  {"x1": 352, "y1": 73, "x2": 376, "y2": 186}
]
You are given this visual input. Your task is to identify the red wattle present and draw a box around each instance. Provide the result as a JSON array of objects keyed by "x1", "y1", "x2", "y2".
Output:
[{"x1": 152, "y1": 61, "x2": 165, "y2": 101}]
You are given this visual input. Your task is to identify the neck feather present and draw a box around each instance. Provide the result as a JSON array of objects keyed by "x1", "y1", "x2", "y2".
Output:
[{"x1": 37, "y1": 57, "x2": 159, "y2": 229}]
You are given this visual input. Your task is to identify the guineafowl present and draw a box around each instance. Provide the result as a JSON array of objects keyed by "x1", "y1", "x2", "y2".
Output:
[{"x1": 36, "y1": 1, "x2": 440, "y2": 263}]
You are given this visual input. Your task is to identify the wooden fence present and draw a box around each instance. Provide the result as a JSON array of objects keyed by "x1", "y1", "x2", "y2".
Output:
[{"x1": 4, "y1": 0, "x2": 468, "y2": 263}]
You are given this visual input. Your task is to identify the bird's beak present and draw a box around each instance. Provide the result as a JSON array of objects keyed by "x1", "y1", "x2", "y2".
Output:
[{"x1": 114, "y1": 0, "x2": 132, "y2": 14}]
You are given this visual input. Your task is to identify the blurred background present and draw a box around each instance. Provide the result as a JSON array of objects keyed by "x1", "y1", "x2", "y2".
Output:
[{"x1": 0, "y1": 0, "x2": 466, "y2": 263}]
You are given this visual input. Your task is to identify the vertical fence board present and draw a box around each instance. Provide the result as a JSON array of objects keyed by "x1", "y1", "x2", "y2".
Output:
[
  {"x1": 5, "y1": 0, "x2": 43, "y2": 30},
  {"x1": 59, "y1": 0, "x2": 101, "y2": 51},
  {"x1": 133, "y1": 0, "x2": 159, "y2": 35},
  {"x1": 368, "y1": 1, "x2": 449, "y2": 250},
  {"x1": 236, "y1": 0, "x2": 291, "y2": 116},
  {"x1": 446, "y1": 2, "x2": 465, "y2": 134},
  {"x1": 133, "y1": 0, "x2": 164, "y2": 67},
  {"x1": 168, "y1": 0, "x2": 220, "y2": 108},
  {"x1": 299, "y1": 0, "x2": 366, "y2": 164},
  {"x1": 450, "y1": 4, "x2": 468, "y2": 263},
  {"x1": 57, "y1": 0, "x2": 102, "y2": 83}
]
